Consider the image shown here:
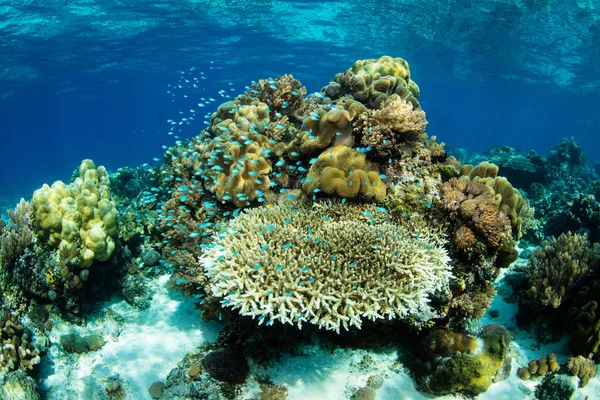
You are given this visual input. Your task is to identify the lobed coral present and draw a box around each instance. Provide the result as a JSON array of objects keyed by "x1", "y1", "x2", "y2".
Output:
[
  {"x1": 322, "y1": 56, "x2": 421, "y2": 109},
  {"x1": 286, "y1": 100, "x2": 366, "y2": 157},
  {"x1": 522, "y1": 232, "x2": 598, "y2": 312},
  {"x1": 31, "y1": 159, "x2": 118, "y2": 267},
  {"x1": 201, "y1": 108, "x2": 274, "y2": 207},
  {"x1": 517, "y1": 354, "x2": 560, "y2": 380},
  {"x1": 201, "y1": 200, "x2": 452, "y2": 333},
  {"x1": 302, "y1": 145, "x2": 387, "y2": 201},
  {"x1": 0, "y1": 309, "x2": 41, "y2": 373},
  {"x1": 564, "y1": 355, "x2": 597, "y2": 387}
]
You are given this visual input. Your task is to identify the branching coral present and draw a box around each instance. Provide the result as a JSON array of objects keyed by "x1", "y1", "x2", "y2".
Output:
[
  {"x1": 201, "y1": 200, "x2": 452, "y2": 333},
  {"x1": 0, "y1": 199, "x2": 33, "y2": 269},
  {"x1": 302, "y1": 145, "x2": 387, "y2": 201},
  {"x1": 522, "y1": 232, "x2": 598, "y2": 311},
  {"x1": 354, "y1": 94, "x2": 428, "y2": 161},
  {"x1": 248, "y1": 74, "x2": 307, "y2": 121}
]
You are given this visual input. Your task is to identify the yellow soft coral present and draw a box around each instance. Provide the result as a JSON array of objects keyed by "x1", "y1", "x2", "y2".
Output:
[
  {"x1": 287, "y1": 100, "x2": 366, "y2": 157},
  {"x1": 32, "y1": 159, "x2": 118, "y2": 267},
  {"x1": 324, "y1": 56, "x2": 421, "y2": 109},
  {"x1": 302, "y1": 145, "x2": 386, "y2": 201}
]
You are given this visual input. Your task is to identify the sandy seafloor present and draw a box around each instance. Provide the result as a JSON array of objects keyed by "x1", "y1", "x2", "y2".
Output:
[{"x1": 35, "y1": 253, "x2": 600, "y2": 400}]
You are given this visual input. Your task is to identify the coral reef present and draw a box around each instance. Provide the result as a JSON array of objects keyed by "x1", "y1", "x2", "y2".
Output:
[
  {"x1": 521, "y1": 232, "x2": 598, "y2": 312},
  {"x1": 247, "y1": 74, "x2": 307, "y2": 121},
  {"x1": 302, "y1": 145, "x2": 387, "y2": 201},
  {"x1": 202, "y1": 200, "x2": 452, "y2": 333},
  {"x1": 0, "y1": 370, "x2": 41, "y2": 400},
  {"x1": 60, "y1": 333, "x2": 106, "y2": 354},
  {"x1": 31, "y1": 159, "x2": 118, "y2": 267}
]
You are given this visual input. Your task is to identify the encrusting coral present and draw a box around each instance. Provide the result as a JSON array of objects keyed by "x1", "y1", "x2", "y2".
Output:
[
  {"x1": 418, "y1": 327, "x2": 510, "y2": 396},
  {"x1": 201, "y1": 200, "x2": 452, "y2": 333},
  {"x1": 31, "y1": 159, "x2": 118, "y2": 267},
  {"x1": 302, "y1": 145, "x2": 387, "y2": 201}
]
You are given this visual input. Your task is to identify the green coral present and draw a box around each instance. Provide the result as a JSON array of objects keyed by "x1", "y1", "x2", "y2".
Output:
[
  {"x1": 302, "y1": 145, "x2": 387, "y2": 201},
  {"x1": 201, "y1": 200, "x2": 451, "y2": 333},
  {"x1": 31, "y1": 159, "x2": 118, "y2": 267},
  {"x1": 424, "y1": 331, "x2": 509, "y2": 395}
]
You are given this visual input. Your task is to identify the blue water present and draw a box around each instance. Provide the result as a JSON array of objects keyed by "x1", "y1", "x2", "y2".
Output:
[{"x1": 1, "y1": 0, "x2": 599, "y2": 208}]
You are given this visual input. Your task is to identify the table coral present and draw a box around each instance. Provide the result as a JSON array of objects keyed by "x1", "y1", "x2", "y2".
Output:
[
  {"x1": 201, "y1": 200, "x2": 451, "y2": 333},
  {"x1": 31, "y1": 159, "x2": 118, "y2": 267},
  {"x1": 302, "y1": 145, "x2": 387, "y2": 201}
]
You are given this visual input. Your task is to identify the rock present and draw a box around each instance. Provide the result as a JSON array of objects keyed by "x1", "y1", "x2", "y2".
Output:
[
  {"x1": 201, "y1": 349, "x2": 249, "y2": 384},
  {"x1": 143, "y1": 250, "x2": 161, "y2": 267},
  {"x1": 148, "y1": 381, "x2": 165, "y2": 399}
]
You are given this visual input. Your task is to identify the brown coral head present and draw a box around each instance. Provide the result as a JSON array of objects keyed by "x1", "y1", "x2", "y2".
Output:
[{"x1": 453, "y1": 226, "x2": 477, "y2": 252}]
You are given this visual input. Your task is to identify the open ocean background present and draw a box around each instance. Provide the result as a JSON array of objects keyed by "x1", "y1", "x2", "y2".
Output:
[{"x1": 1, "y1": 0, "x2": 599, "y2": 208}]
